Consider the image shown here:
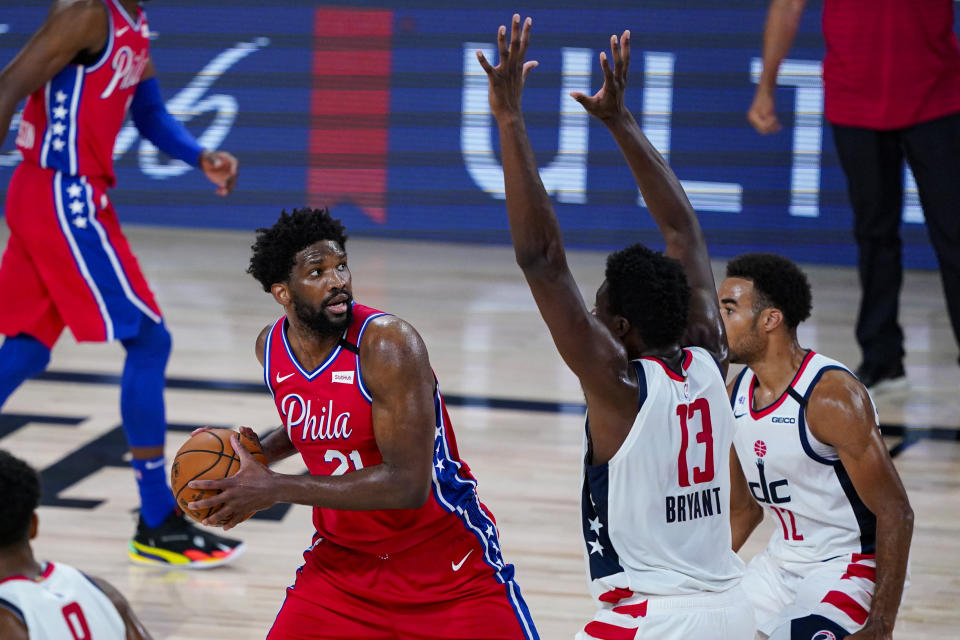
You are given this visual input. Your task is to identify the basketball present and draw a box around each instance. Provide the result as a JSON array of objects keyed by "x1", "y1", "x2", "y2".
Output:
[{"x1": 170, "y1": 428, "x2": 267, "y2": 523}]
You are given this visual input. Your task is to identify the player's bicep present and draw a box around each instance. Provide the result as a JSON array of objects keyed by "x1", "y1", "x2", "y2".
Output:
[
  {"x1": 807, "y1": 373, "x2": 910, "y2": 516},
  {"x1": 523, "y1": 267, "x2": 628, "y2": 391},
  {"x1": 361, "y1": 320, "x2": 436, "y2": 497},
  {"x1": 664, "y1": 234, "x2": 726, "y2": 365}
]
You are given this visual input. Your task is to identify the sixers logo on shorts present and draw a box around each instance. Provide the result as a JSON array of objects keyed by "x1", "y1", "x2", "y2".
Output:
[
  {"x1": 811, "y1": 631, "x2": 837, "y2": 640},
  {"x1": 754, "y1": 440, "x2": 767, "y2": 457}
]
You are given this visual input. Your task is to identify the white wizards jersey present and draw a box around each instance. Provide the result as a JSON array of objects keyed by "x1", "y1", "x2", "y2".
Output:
[
  {"x1": 731, "y1": 351, "x2": 878, "y2": 564},
  {"x1": 581, "y1": 347, "x2": 744, "y2": 600},
  {"x1": 0, "y1": 562, "x2": 125, "y2": 640}
]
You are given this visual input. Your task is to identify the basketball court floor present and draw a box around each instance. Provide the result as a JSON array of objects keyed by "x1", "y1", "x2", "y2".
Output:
[{"x1": 1, "y1": 225, "x2": 958, "y2": 639}]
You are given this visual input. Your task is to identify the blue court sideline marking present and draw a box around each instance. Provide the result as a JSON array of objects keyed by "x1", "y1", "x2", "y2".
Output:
[{"x1": 33, "y1": 370, "x2": 959, "y2": 457}]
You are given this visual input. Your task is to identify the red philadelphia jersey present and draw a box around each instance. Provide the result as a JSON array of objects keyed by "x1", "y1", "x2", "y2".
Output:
[
  {"x1": 264, "y1": 303, "x2": 505, "y2": 559},
  {"x1": 17, "y1": 0, "x2": 149, "y2": 185}
]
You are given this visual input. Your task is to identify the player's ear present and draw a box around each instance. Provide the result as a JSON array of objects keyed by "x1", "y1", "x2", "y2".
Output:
[
  {"x1": 271, "y1": 282, "x2": 290, "y2": 307},
  {"x1": 613, "y1": 314, "x2": 630, "y2": 339},
  {"x1": 29, "y1": 512, "x2": 38, "y2": 540},
  {"x1": 760, "y1": 307, "x2": 784, "y2": 333}
]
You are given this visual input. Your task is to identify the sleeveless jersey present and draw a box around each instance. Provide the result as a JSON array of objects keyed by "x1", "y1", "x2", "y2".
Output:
[
  {"x1": 264, "y1": 303, "x2": 505, "y2": 561},
  {"x1": 730, "y1": 351, "x2": 878, "y2": 564},
  {"x1": 581, "y1": 347, "x2": 744, "y2": 599},
  {"x1": 17, "y1": 0, "x2": 150, "y2": 186},
  {"x1": 0, "y1": 562, "x2": 125, "y2": 640}
]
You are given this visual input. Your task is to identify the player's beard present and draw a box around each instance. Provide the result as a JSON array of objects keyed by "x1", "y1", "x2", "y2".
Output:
[
  {"x1": 292, "y1": 291, "x2": 353, "y2": 338},
  {"x1": 728, "y1": 316, "x2": 765, "y2": 365}
]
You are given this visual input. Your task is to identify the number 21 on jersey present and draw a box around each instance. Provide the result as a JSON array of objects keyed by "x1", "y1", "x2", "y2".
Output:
[{"x1": 676, "y1": 398, "x2": 715, "y2": 487}]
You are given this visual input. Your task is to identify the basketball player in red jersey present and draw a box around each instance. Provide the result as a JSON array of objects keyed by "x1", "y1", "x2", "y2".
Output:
[
  {"x1": 0, "y1": 0, "x2": 243, "y2": 568},
  {"x1": 186, "y1": 207, "x2": 539, "y2": 639},
  {"x1": 0, "y1": 450, "x2": 154, "y2": 640}
]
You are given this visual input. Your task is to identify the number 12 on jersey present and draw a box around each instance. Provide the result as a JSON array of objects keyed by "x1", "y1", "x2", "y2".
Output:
[{"x1": 676, "y1": 398, "x2": 715, "y2": 487}]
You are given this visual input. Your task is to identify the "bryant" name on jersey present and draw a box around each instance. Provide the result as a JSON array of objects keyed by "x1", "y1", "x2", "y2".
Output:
[{"x1": 665, "y1": 487, "x2": 723, "y2": 524}]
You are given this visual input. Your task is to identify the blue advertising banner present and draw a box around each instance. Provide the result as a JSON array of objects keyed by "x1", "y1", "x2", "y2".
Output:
[{"x1": 0, "y1": 1, "x2": 951, "y2": 268}]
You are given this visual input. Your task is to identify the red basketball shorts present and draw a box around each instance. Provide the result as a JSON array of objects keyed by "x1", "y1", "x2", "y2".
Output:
[
  {"x1": 267, "y1": 523, "x2": 539, "y2": 640},
  {"x1": 0, "y1": 163, "x2": 162, "y2": 347}
]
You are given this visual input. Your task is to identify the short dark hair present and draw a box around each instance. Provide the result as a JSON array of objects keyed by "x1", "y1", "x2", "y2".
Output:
[
  {"x1": 0, "y1": 450, "x2": 40, "y2": 548},
  {"x1": 605, "y1": 243, "x2": 690, "y2": 348},
  {"x1": 247, "y1": 207, "x2": 348, "y2": 292},
  {"x1": 725, "y1": 253, "x2": 812, "y2": 328}
]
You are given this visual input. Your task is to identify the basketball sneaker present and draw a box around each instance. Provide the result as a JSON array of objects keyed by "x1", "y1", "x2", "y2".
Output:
[
  {"x1": 854, "y1": 361, "x2": 907, "y2": 393},
  {"x1": 128, "y1": 509, "x2": 246, "y2": 569}
]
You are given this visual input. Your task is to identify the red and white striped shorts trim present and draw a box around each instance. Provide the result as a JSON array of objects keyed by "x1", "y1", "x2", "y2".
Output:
[
  {"x1": 577, "y1": 585, "x2": 750, "y2": 640},
  {"x1": 816, "y1": 553, "x2": 876, "y2": 627}
]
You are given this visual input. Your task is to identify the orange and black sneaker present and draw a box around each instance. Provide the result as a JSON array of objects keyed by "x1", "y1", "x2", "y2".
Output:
[{"x1": 128, "y1": 509, "x2": 245, "y2": 569}]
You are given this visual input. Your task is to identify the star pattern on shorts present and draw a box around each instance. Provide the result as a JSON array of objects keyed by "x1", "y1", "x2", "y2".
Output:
[
  {"x1": 52, "y1": 105, "x2": 68, "y2": 120},
  {"x1": 67, "y1": 183, "x2": 83, "y2": 199},
  {"x1": 55, "y1": 90, "x2": 67, "y2": 103},
  {"x1": 51, "y1": 122, "x2": 66, "y2": 136},
  {"x1": 588, "y1": 538, "x2": 604, "y2": 556},
  {"x1": 72, "y1": 216, "x2": 88, "y2": 229},
  {"x1": 485, "y1": 524, "x2": 495, "y2": 538},
  {"x1": 435, "y1": 458, "x2": 445, "y2": 472},
  {"x1": 52, "y1": 138, "x2": 65, "y2": 152},
  {"x1": 69, "y1": 200, "x2": 84, "y2": 215},
  {"x1": 588, "y1": 517, "x2": 603, "y2": 535}
]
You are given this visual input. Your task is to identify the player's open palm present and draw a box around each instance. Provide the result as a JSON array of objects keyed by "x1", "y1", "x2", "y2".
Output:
[
  {"x1": 476, "y1": 14, "x2": 538, "y2": 119},
  {"x1": 572, "y1": 30, "x2": 631, "y2": 121},
  {"x1": 200, "y1": 149, "x2": 239, "y2": 196}
]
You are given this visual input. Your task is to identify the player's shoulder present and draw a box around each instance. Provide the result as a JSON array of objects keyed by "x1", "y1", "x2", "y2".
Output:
[
  {"x1": 360, "y1": 314, "x2": 425, "y2": 353},
  {"x1": 805, "y1": 367, "x2": 877, "y2": 446},
  {"x1": 807, "y1": 367, "x2": 870, "y2": 410},
  {"x1": 255, "y1": 320, "x2": 281, "y2": 365},
  {"x1": 49, "y1": 0, "x2": 107, "y2": 21},
  {"x1": 41, "y1": 0, "x2": 108, "y2": 44}
]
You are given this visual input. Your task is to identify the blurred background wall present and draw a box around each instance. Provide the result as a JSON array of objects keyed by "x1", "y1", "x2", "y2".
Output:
[{"x1": 0, "y1": 0, "x2": 949, "y2": 268}]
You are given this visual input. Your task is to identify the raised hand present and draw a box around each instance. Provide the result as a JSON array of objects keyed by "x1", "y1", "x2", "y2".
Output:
[
  {"x1": 475, "y1": 14, "x2": 539, "y2": 119},
  {"x1": 199, "y1": 149, "x2": 239, "y2": 196},
  {"x1": 571, "y1": 30, "x2": 631, "y2": 121}
]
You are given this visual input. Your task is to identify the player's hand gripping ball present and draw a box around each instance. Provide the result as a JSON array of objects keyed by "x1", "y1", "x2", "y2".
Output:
[{"x1": 171, "y1": 428, "x2": 267, "y2": 523}]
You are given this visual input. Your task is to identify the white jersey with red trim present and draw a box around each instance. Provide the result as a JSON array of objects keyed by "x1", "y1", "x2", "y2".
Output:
[
  {"x1": 581, "y1": 347, "x2": 744, "y2": 600},
  {"x1": 0, "y1": 562, "x2": 125, "y2": 640},
  {"x1": 730, "y1": 351, "x2": 879, "y2": 564}
]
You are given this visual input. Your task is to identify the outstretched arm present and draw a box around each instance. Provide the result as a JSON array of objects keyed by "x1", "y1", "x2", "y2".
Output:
[
  {"x1": 807, "y1": 372, "x2": 913, "y2": 640},
  {"x1": 572, "y1": 31, "x2": 727, "y2": 371},
  {"x1": 476, "y1": 16, "x2": 635, "y2": 424},
  {"x1": 747, "y1": 0, "x2": 809, "y2": 134}
]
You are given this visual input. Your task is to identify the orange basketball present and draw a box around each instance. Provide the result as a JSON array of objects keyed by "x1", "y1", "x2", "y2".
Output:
[{"x1": 170, "y1": 428, "x2": 267, "y2": 523}]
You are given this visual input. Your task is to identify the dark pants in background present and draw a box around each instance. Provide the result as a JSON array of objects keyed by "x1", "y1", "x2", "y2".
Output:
[{"x1": 832, "y1": 111, "x2": 960, "y2": 368}]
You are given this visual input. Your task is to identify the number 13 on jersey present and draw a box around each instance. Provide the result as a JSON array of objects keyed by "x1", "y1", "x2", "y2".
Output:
[{"x1": 676, "y1": 398, "x2": 715, "y2": 487}]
